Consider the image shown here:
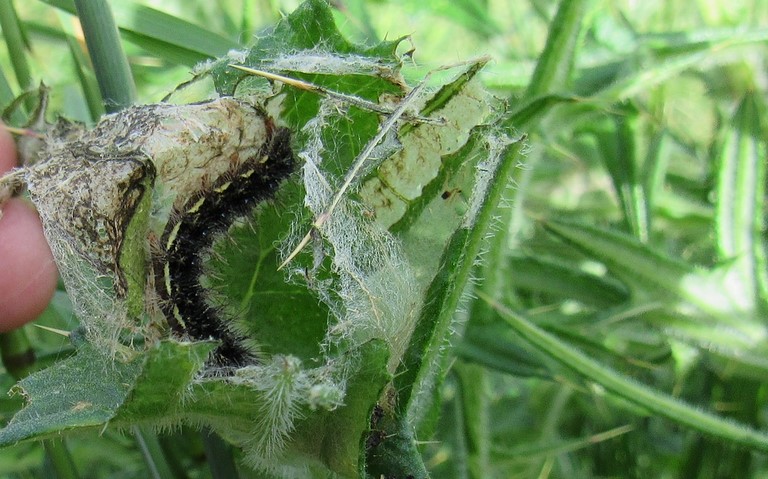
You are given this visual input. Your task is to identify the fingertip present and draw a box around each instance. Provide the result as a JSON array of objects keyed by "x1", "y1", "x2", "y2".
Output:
[
  {"x1": 0, "y1": 122, "x2": 18, "y2": 174},
  {"x1": 0, "y1": 198, "x2": 58, "y2": 331}
]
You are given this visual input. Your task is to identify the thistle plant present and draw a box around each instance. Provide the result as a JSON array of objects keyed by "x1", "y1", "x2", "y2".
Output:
[{"x1": 0, "y1": 1, "x2": 765, "y2": 478}]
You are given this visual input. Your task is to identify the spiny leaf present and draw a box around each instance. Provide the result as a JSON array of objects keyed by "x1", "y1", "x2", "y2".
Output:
[{"x1": 484, "y1": 294, "x2": 768, "y2": 453}]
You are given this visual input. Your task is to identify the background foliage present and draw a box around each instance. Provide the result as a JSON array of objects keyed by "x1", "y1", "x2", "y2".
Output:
[{"x1": 0, "y1": 0, "x2": 766, "y2": 478}]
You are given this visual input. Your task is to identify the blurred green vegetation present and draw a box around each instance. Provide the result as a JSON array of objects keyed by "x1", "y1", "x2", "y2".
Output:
[{"x1": 0, "y1": 0, "x2": 766, "y2": 477}]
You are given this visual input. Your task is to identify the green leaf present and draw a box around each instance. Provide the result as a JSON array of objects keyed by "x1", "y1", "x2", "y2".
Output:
[
  {"x1": 714, "y1": 92, "x2": 768, "y2": 313},
  {"x1": 507, "y1": 255, "x2": 630, "y2": 308},
  {"x1": 411, "y1": 0, "x2": 501, "y2": 40},
  {"x1": 539, "y1": 219, "x2": 768, "y2": 383},
  {"x1": 704, "y1": 346, "x2": 768, "y2": 383},
  {"x1": 0, "y1": 341, "x2": 211, "y2": 445},
  {"x1": 542, "y1": 219, "x2": 763, "y2": 323},
  {"x1": 579, "y1": 27, "x2": 768, "y2": 101},
  {"x1": 0, "y1": 1, "x2": 33, "y2": 93},
  {"x1": 114, "y1": 343, "x2": 214, "y2": 424},
  {"x1": 210, "y1": 201, "x2": 331, "y2": 362},
  {"x1": 293, "y1": 340, "x2": 390, "y2": 477},
  {"x1": 484, "y1": 294, "x2": 768, "y2": 453},
  {"x1": 610, "y1": 103, "x2": 649, "y2": 240},
  {"x1": 131, "y1": 427, "x2": 176, "y2": 479},
  {"x1": 0, "y1": 337, "x2": 389, "y2": 476},
  {"x1": 110, "y1": 2, "x2": 239, "y2": 59},
  {"x1": 495, "y1": 425, "x2": 634, "y2": 458},
  {"x1": 457, "y1": 324, "x2": 553, "y2": 379},
  {"x1": 452, "y1": 362, "x2": 490, "y2": 477},
  {"x1": 209, "y1": 0, "x2": 402, "y2": 98}
]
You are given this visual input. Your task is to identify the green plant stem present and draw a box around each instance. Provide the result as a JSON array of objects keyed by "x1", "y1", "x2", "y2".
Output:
[
  {"x1": 454, "y1": 362, "x2": 490, "y2": 479},
  {"x1": 73, "y1": 0, "x2": 136, "y2": 112},
  {"x1": 395, "y1": 134, "x2": 526, "y2": 418},
  {"x1": 0, "y1": 330, "x2": 35, "y2": 379},
  {"x1": 497, "y1": 424, "x2": 634, "y2": 458},
  {"x1": 0, "y1": 1, "x2": 32, "y2": 91},
  {"x1": 132, "y1": 426, "x2": 175, "y2": 479},
  {"x1": 454, "y1": 2, "x2": 590, "y2": 465},
  {"x1": 43, "y1": 440, "x2": 79, "y2": 479},
  {"x1": 491, "y1": 0, "x2": 591, "y2": 313},
  {"x1": 202, "y1": 429, "x2": 239, "y2": 479},
  {"x1": 56, "y1": 8, "x2": 104, "y2": 121},
  {"x1": 525, "y1": 0, "x2": 591, "y2": 97}
]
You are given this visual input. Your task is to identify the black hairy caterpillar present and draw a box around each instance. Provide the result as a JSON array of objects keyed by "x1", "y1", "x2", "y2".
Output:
[{"x1": 153, "y1": 115, "x2": 295, "y2": 368}]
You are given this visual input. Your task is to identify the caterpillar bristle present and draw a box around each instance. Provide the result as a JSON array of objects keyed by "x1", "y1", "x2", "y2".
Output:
[{"x1": 151, "y1": 114, "x2": 295, "y2": 371}]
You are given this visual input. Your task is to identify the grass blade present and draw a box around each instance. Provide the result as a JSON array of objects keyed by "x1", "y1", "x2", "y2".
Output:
[
  {"x1": 55, "y1": 11, "x2": 102, "y2": 121},
  {"x1": 43, "y1": 0, "x2": 240, "y2": 66},
  {"x1": 496, "y1": 425, "x2": 634, "y2": 458},
  {"x1": 73, "y1": 0, "x2": 136, "y2": 112},
  {"x1": 503, "y1": 93, "x2": 578, "y2": 130},
  {"x1": 110, "y1": 3, "x2": 239, "y2": 61}
]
